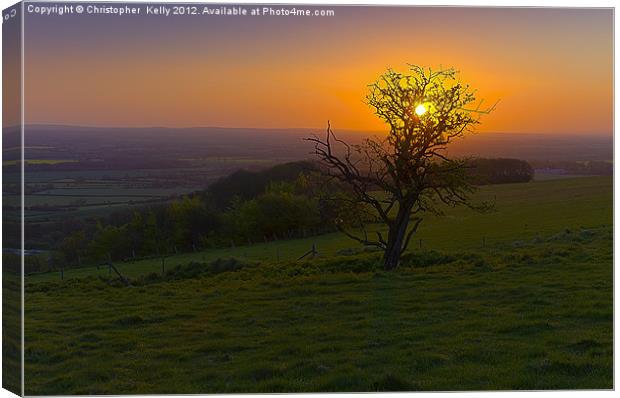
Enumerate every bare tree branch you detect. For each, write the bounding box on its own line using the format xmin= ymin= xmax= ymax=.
xmin=308 ymin=64 xmax=496 ymax=270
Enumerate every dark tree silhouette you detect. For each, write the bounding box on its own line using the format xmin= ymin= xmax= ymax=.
xmin=467 ymin=158 xmax=534 ymax=184
xmin=307 ymin=65 xmax=495 ymax=270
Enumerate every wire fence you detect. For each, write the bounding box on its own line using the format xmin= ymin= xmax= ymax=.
xmin=26 ymin=223 xmax=610 ymax=284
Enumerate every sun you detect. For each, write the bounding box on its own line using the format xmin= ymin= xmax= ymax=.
xmin=415 ymin=104 xmax=427 ymax=116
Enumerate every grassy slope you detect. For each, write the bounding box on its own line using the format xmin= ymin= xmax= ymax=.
xmin=22 ymin=177 xmax=613 ymax=393
xmin=2 ymin=271 xmax=21 ymax=394
xmin=24 ymin=226 xmax=612 ymax=393
xmin=28 ymin=176 xmax=612 ymax=283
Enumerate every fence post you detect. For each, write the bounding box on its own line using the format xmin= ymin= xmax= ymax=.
xmin=419 ymin=239 xmax=422 ymax=249
xmin=161 ymin=257 xmax=165 ymax=274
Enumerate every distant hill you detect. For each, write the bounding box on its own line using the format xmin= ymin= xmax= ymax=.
xmin=446 ymin=132 xmax=612 ymax=162
xmin=204 ymin=161 xmax=317 ymax=208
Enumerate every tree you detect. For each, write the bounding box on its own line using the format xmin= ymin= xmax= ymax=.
xmin=168 ymin=196 xmax=221 ymax=250
xmin=223 ymin=182 xmax=322 ymax=241
xmin=143 ymin=209 xmax=171 ymax=256
xmin=307 ymin=65 xmax=495 ymax=270
xmin=126 ymin=211 xmax=147 ymax=257
xmin=59 ymin=230 xmax=88 ymax=266
xmin=88 ymin=224 xmax=130 ymax=262
xmin=468 ymin=158 xmax=534 ymax=184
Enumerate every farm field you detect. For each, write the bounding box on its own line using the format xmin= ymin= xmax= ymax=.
xmin=3 ymin=159 xmax=79 ymax=166
xmin=24 ymin=226 xmax=612 ymax=393
xmin=12 ymin=159 xmax=286 ymax=223
xmin=26 ymin=176 xmax=612 ymax=284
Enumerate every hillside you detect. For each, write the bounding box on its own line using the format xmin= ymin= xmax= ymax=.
xmin=26 ymin=176 xmax=612 ymax=283
xmin=24 ymin=225 xmax=612 ymax=393
xmin=21 ymin=175 xmax=613 ymax=393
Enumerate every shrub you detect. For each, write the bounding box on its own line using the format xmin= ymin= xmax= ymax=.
xmin=400 ymin=251 xmax=456 ymax=268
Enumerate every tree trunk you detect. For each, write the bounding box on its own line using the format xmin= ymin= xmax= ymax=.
xmin=382 ymin=202 xmax=412 ymax=271
xmin=382 ymin=241 xmax=401 ymax=271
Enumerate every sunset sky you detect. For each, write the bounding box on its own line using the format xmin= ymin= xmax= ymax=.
xmin=23 ymin=6 xmax=613 ymax=135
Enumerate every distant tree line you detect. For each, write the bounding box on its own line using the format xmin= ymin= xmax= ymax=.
xmin=466 ymin=158 xmax=534 ymax=184
xmin=528 ymin=160 xmax=612 ymax=175
xmin=24 ymin=158 xmax=534 ymax=273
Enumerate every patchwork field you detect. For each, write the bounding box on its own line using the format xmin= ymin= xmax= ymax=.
xmin=15 ymin=160 xmax=277 ymax=222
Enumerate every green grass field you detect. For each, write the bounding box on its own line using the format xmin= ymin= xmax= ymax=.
xmin=3 ymin=159 xmax=78 ymax=166
xmin=23 ymin=176 xmax=613 ymax=393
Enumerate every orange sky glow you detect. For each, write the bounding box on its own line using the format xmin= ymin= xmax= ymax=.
xmin=23 ymin=7 xmax=613 ymax=135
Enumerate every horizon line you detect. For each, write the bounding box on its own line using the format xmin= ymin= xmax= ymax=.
xmin=2 ymin=123 xmax=613 ymax=137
